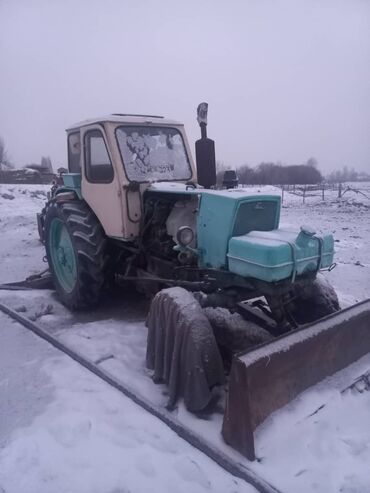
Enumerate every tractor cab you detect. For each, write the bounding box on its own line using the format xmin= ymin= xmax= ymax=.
xmin=64 ymin=114 xmax=197 ymax=239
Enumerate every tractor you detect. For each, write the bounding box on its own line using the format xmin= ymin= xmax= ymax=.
xmin=37 ymin=103 xmax=339 ymax=330
xmin=35 ymin=103 xmax=370 ymax=461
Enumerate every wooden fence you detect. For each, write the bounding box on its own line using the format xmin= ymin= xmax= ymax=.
xmin=280 ymin=183 xmax=369 ymax=204
xmin=240 ymin=183 xmax=370 ymax=204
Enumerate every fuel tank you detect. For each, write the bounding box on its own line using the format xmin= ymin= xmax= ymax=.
xmin=227 ymin=227 xmax=334 ymax=282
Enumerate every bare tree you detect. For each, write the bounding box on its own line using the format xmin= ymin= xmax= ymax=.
xmin=306 ymin=157 xmax=318 ymax=168
xmin=327 ymin=166 xmax=359 ymax=183
xmin=236 ymin=162 xmax=322 ymax=185
xmin=41 ymin=156 xmax=53 ymax=172
xmin=0 ymin=136 xmax=13 ymax=170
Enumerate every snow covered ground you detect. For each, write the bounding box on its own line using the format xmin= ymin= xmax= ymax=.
xmin=0 ymin=313 xmax=253 ymax=493
xmin=0 ymin=183 xmax=369 ymax=493
xmin=254 ymin=354 xmax=370 ymax=492
xmin=278 ymin=182 xmax=370 ymax=306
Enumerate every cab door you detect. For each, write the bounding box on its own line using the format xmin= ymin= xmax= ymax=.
xmin=81 ymin=124 xmax=124 ymax=237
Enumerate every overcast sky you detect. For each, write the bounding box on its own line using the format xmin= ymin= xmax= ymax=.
xmin=0 ymin=0 xmax=369 ymax=173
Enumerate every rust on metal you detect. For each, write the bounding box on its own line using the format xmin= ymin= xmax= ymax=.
xmin=222 ymin=298 xmax=370 ymax=460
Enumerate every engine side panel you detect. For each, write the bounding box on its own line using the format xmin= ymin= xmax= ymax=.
xmin=197 ymin=194 xmax=281 ymax=270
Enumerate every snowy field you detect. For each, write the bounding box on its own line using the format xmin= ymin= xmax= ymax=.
xmin=0 ymin=183 xmax=369 ymax=493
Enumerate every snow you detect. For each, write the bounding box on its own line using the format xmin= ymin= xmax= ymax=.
xmin=148 ymin=181 xmax=281 ymax=199
xmin=0 ymin=312 xmax=54 ymax=447
xmin=203 ymin=187 xmax=280 ymax=199
xmin=277 ymin=182 xmax=370 ymax=306
xmin=148 ymin=181 xmax=194 ymax=191
xmin=0 ymin=182 xmax=370 ymax=492
xmin=241 ymin=299 xmax=370 ymax=366
xmin=0 ymin=184 xmax=47 ymax=283
xmin=253 ymin=353 xmax=370 ymax=493
xmin=0 ymin=315 xmax=252 ymax=493
xmin=116 ymin=128 xmax=192 ymax=182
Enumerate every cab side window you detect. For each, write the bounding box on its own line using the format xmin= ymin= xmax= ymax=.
xmin=84 ymin=129 xmax=114 ymax=183
xmin=68 ymin=132 xmax=81 ymax=173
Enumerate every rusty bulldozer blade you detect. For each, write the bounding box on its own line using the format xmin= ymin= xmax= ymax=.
xmin=222 ymin=298 xmax=370 ymax=461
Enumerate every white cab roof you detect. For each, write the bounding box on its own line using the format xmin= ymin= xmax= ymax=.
xmin=66 ymin=114 xmax=183 ymax=131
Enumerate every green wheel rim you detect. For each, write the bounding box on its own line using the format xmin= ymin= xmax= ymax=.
xmin=49 ymin=218 xmax=77 ymax=293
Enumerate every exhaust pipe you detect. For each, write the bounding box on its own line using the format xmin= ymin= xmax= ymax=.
xmin=195 ymin=102 xmax=216 ymax=188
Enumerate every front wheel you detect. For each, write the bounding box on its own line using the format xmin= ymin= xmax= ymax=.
xmin=289 ymin=273 xmax=340 ymax=324
xmin=44 ymin=200 xmax=107 ymax=310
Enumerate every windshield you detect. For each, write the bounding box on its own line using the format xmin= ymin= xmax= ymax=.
xmin=116 ymin=126 xmax=192 ymax=182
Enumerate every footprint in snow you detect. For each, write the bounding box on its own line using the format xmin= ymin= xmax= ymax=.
xmin=48 ymin=418 xmax=92 ymax=447
xmin=135 ymin=453 xmax=156 ymax=478
xmin=173 ymin=457 xmax=211 ymax=490
xmin=341 ymin=437 xmax=368 ymax=456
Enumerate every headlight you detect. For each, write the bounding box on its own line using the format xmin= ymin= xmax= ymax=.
xmin=176 ymin=226 xmax=194 ymax=247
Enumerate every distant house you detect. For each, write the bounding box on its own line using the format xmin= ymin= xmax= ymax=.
xmin=0 ymin=157 xmax=55 ymax=184
xmin=25 ymin=156 xmax=53 ymax=174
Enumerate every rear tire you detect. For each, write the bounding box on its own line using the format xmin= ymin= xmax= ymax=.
xmin=44 ymin=200 xmax=107 ymax=310
xmin=290 ymin=273 xmax=340 ymax=324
